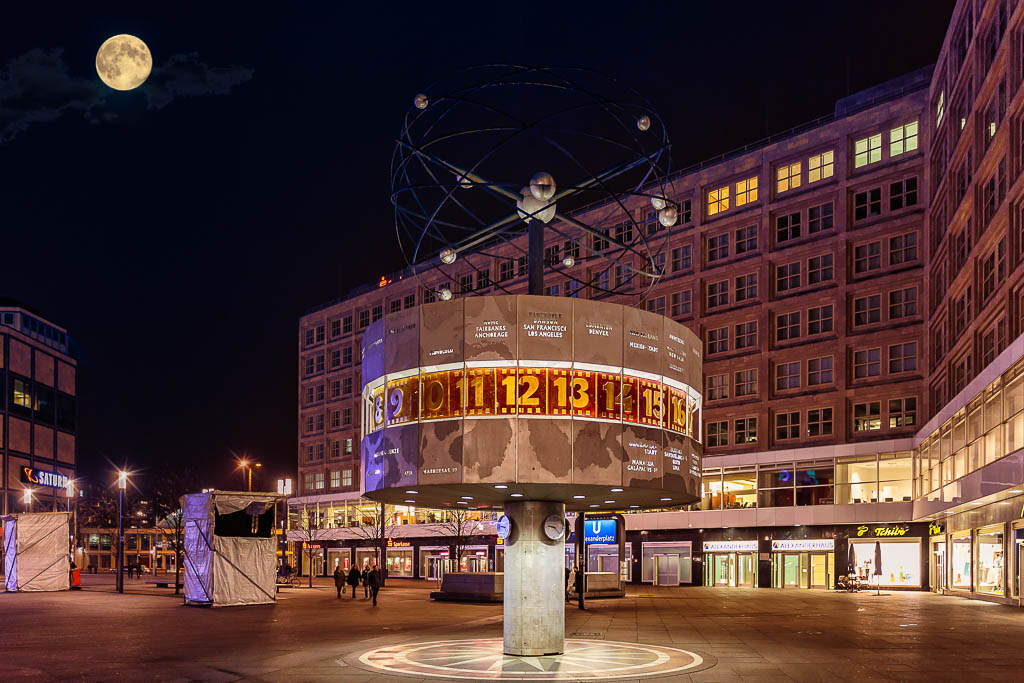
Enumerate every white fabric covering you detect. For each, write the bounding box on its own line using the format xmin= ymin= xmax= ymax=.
xmin=181 ymin=491 xmax=277 ymax=607
xmin=1 ymin=513 xmax=70 ymax=592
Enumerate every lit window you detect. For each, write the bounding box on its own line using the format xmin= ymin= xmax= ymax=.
xmin=854 ymin=134 xmax=882 ymax=168
xmin=342 ymin=469 xmax=353 ymax=486
xmin=776 ymin=162 xmax=801 ymax=193
xmin=315 ymin=472 xmax=325 ymax=490
xmin=808 ymin=151 xmax=834 ymax=183
xmin=854 ymin=402 xmax=881 ymax=431
xmin=707 ymin=185 xmax=730 ymax=216
xmin=735 ymin=417 xmax=757 ymax=443
xmin=890 ymin=121 xmax=919 ymax=156
xmin=936 ymin=90 xmax=945 ymax=125
xmin=13 ymin=379 xmax=32 ymax=408
xmin=330 ymin=470 xmax=341 ymax=488
xmin=735 ymin=176 xmax=758 ymax=206
xmin=888 ymin=397 xmax=917 ymax=428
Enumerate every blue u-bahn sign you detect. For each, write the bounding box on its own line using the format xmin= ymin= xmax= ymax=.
xmin=583 ymin=518 xmax=617 ymax=544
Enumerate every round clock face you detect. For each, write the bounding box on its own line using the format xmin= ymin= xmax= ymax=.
xmin=542 ymin=514 xmax=565 ymax=541
xmin=497 ymin=515 xmax=512 ymax=540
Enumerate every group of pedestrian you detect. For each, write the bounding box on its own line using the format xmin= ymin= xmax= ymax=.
xmin=334 ymin=563 xmax=381 ymax=606
xmin=125 ymin=563 xmax=144 ymax=579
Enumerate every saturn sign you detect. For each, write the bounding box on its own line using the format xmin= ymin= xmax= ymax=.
xmin=20 ymin=466 xmax=69 ymax=490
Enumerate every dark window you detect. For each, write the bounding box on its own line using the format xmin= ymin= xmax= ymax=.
xmin=776 ymin=262 xmax=800 ymax=292
xmin=853 ymin=348 xmax=881 ymax=378
xmin=776 ymin=312 xmax=800 ymax=341
xmin=707 ymin=421 xmax=728 ymax=447
xmin=889 ymin=398 xmax=917 ymax=428
xmin=735 ymin=321 xmax=757 ymax=349
xmin=776 ymin=362 xmax=801 ymax=391
xmin=853 ymin=295 xmax=881 ymax=326
xmin=735 ymin=369 xmax=757 ymax=396
xmin=889 ymin=342 xmax=918 ymax=373
xmin=708 ymin=327 xmax=729 ymax=354
xmin=671 ymin=291 xmax=692 ymax=318
xmin=708 ymin=233 xmax=729 ymax=262
xmin=853 ymin=242 xmax=881 ymax=273
xmin=776 ymin=212 xmax=801 ymax=242
xmin=808 ymin=254 xmax=834 ymax=284
xmin=889 ymin=288 xmax=918 ymax=319
xmin=57 ymin=393 xmax=76 ymax=431
xmin=889 ymin=177 xmax=918 ymax=210
xmin=34 ymin=385 xmax=54 ymax=424
xmin=807 ymin=305 xmax=833 ymax=334
xmin=735 ymin=274 xmax=757 ymax=302
xmin=808 ymin=202 xmax=834 ymax=233
xmin=775 ymin=412 xmax=800 ymax=440
xmin=808 ymin=357 xmax=833 ymax=385
xmin=735 ymin=225 xmax=757 ymax=253
xmin=707 ymin=280 xmax=729 ymax=308
xmin=807 ymin=408 xmax=833 ymax=436
xmin=671 ymin=245 xmax=692 ymax=272
xmin=853 ymin=188 xmax=882 ymax=221
xmin=889 ymin=233 xmax=918 ymax=265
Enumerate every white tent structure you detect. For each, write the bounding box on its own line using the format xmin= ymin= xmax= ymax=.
xmin=2 ymin=512 xmax=70 ymax=592
xmin=181 ymin=490 xmax=278 ymax=607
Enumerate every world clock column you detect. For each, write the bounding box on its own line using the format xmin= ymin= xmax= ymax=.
xmin=502 ymin=500 xmax=566 ymax=655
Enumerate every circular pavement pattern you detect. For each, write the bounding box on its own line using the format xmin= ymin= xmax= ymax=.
xmin=354 ymin=638 xmax=713 ymax=680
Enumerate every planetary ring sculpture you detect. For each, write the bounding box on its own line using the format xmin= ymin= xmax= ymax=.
xmin=390 ymin=65 xmax=680 ymax=299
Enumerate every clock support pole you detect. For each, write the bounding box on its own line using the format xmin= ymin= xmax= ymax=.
xmin=502 ymin=500 xmax=566 ymax=655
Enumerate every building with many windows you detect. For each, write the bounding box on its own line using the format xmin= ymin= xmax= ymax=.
xmin=293 ymin=0 xmax=1024 ymax=605
xmin=0 ymin=299 xmax=77 ymax=516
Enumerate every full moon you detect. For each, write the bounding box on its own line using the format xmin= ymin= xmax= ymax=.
xmin=95 ymin=34 xmax=152 ymax=91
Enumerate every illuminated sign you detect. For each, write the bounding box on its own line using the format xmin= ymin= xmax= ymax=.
xmin=20 ymin=467 xmax=69 ymax=490
xmin=365 ymin=364 xmax=700 ymax=438
xmin=386 ymin=539 xmax=411 ymax=547
xmin=584 ymin=518 xmax=617 ymax=544
xmin=770 ymin=539 xmax=834 ymax=551
xmin=929 ymin=523 xmax=944 ymax=536
xmin=856 ymin=525 xmax=910 ymax=538
xmin=702 ymin=541 xmax=758 ymax=552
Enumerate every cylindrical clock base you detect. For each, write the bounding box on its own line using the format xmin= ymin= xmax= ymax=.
xmin=503 ymin=500 xmax=566 ymax=656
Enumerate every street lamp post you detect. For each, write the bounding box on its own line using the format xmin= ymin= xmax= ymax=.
xmin=239 ymin=459 xmax=262 ymax=492
xmin=117 ymin=471 xmax=127 ymax=594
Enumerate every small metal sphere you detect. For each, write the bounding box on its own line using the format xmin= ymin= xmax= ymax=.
xmin=455 ymin=173 xmax=473 ymax=189
xmin=440 ymin=247 xmax=457 ymax=264
xmin=516 ymin=187 xmax=556 ymax=224
xmin=637 ymin=114 xmax=651 ymax=131
xmin=414 ymin=93 xmax=429 ymax=110
xmin=529 ymin=171 xmax=556 ymax=202
xmin=658 ymin=206 xmax=678 ymax=227
xmin=651 ymin=192 xmax=666 ymax=211
xmin=438 ymin=286 xmax=453 ymax=301
xmin=562 ymin=254 xmax=575 ymax=268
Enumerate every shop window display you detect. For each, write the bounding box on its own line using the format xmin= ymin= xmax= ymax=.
xmin=849 ymin=540 xmax=920 ymax=587
xmin=951 ymin=534 xmax=972 ymax=589
xmin=976 ymin=527 xmax=1004 ymax=595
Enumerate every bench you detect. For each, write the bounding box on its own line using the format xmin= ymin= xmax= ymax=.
xmin=146 ymin=580 xmax=184 ymax=589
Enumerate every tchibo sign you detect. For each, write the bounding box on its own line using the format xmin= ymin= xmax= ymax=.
xmin=20 ymin=466 xmax=69 ymax=490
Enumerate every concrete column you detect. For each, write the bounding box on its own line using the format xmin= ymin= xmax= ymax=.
xmin=503 ymin=500 xmax=565 ymax=656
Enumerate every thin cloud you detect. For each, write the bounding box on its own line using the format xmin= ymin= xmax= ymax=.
xmin=0 ymin=47 xmax=253 ymax=143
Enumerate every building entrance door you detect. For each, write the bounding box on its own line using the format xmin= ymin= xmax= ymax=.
xmin=810 ymin=553 xmax=830 ymax=589
xmin=737 ymin=553 xmax=755 ymax=587
xmin=426 ymin=555 xmax=445 ymax=580
xmin=783 ymin=554 xmax=800 ymax=587
xmin=466 ymin=555 xmax=486 ymax=572
xmin=931 ymin=542 xmax=946 ymax=593
xmin=653 ymin=554 xmax=679 ymax=585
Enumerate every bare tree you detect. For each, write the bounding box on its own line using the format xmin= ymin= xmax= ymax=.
xmin=438 ymin=509 xmax=485 ymax=573
xmin=350 ymin=502 xmax=398 ymax=582
xmin=146 ymin=464 xmax=202 ymax=595
xmin=292 ymin=507 xmax=327 ymax=588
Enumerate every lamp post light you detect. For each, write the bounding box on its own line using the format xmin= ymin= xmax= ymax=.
xmin=117 ymin=470 xmax=127 ymax=594
xmin=239 ymin=459 xmax=261 ymax=492
xmin=22 ymin=488 xmax=32 ymax=509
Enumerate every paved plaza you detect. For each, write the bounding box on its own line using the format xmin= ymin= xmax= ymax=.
xmin=2 ymin=576 xmax=1023 ymax=681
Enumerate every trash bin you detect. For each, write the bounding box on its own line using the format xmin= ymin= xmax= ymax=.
xmin=70 ymin=568 xmax=82 ymax=590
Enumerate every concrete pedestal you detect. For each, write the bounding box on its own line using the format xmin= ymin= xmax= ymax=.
xmin=503 ymin=500 xmax=565 ymax=656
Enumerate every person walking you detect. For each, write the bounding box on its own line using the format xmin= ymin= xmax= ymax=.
xmin=566 ymin=564 xmax=576 ymax=603
xmin=367 ymin=563 xmax=381 ymax=606
xmin=347 ymin=565 xmax=360 ymax=598
xmin=333 ymin=564 xmax=345 ymax=598
xmin=361 ymin=565 xmax=370 ymax=599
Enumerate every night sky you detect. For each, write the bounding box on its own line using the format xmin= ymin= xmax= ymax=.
xmin=1 ymin=2 xmax=954 ymax=491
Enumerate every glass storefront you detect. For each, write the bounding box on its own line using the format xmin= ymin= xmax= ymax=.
xmin=976 ymin=525 xmax=1004 ymax=595
xmin=355 ymin=548 xmax=378 ymax=570
xmin=461 ymin=546 xmax=489 ymax=572
xmin=703 ymin=541 xmax=757 ymax=587
xmin=951 ymin=533 xmax=972 ymax=590
xmin=327 ymin=548 xmax=351 ymax=573
xmin=642 ymin=542 xmax=692 ymax=584
xmin=849 ymin=539 xmax=921 ymax=587
xmin=386 ymin=547 xmax=413 ymax=577
xmin=770 ymin=540 xmax=834 ymax=589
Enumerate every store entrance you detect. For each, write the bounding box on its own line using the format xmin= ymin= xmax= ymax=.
xmin=704 ymin=552 xmax=757 ymax=587
xmin=653 ymin=554 xmax=679 ymax=585
xmin=931 ymin=541 xmax=946 ymax=593
xmin=426 ymin=555 xmax=446 ymax=580
xmin=772 ymin=552 xmax=833 ymax=589
xmin=465 ymin=555 xmax=486 ymax=572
